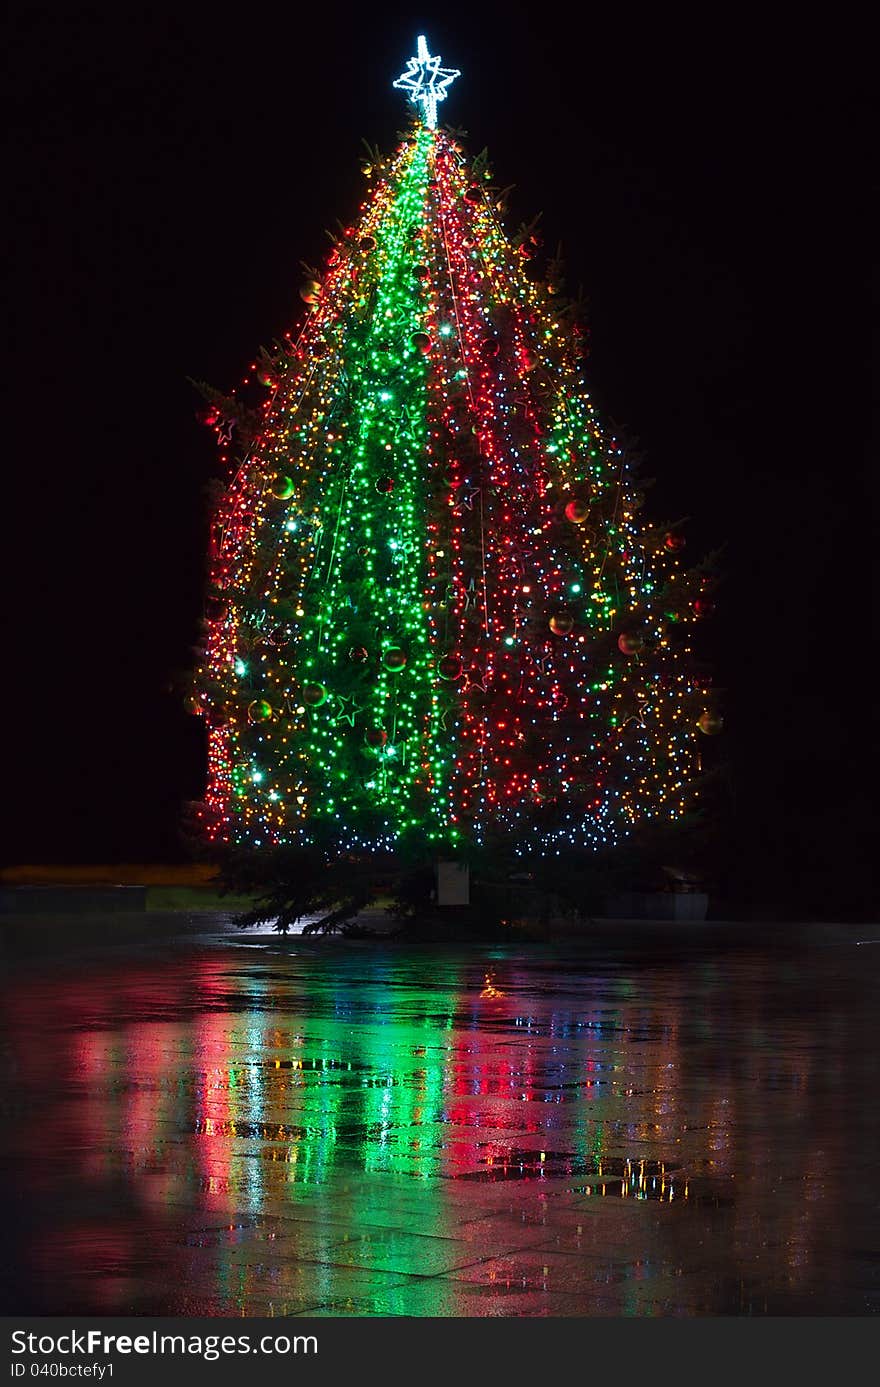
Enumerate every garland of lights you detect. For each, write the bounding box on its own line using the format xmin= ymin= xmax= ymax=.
xmin=191 ymin=37 xmax=720 ymax=853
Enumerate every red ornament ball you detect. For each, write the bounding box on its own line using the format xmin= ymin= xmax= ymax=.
xmin=697 ymin=710 xmax=724 ymax=736
xmin=375 ymin=475 xmax=395 ymax=494
xmin=664 ymin=532 xmax=686 ymax=552
xmin=205 ymin=597 xmax=229 ymax=622
xmin=359 ymin=235 xmax=376 ymax=252
xmin=411 ymin=331 xmax=432 ymax=354
xmin=464 ymin=184 xmax=481 ymax=203
xmin=348 ymin=645 xmax=368 ymax=664
xmin=364 ymin=727 xmax=388 ymax=748
xmin=549 ymin=612 xmax=574 ymax=636
xmin=383 ymin=647 xmax=407 ymax=672
xmin=247 ymin=699 xmax=272 ymax=723
xmin=564 ymin=499 xmax=590 ymax=524
xmin=438 ymin=655 xmax=463 ymax=681
xmin=618 ymin=633 xmax=644 ymax=655
xmin=694 ymin=597 xmax=716 ymax=617
xmin=302 ymin=683 xmax=328 ymax=707
xmin=270 ymin=474 xmax=295 ymax=500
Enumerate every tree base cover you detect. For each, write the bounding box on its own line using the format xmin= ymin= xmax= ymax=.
xmin=210 ymin=791 xmax=724 ymax=937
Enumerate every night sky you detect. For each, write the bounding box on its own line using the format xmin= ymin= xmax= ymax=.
xmin=5 ymin=4 xmax=871 ymax=912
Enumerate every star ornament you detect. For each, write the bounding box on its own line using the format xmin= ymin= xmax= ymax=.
xmin=452 ymin=487 xmax=481 ymax=514
xmin=333 ymin=694 xmax=362 ymax=727
xmin=393 ymin=35 xmax=460 ymax=130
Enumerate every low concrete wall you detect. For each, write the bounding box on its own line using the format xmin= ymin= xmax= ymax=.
xmin=602 ymin=891 xmax=709 ymax=921
xmin=0 ymin=886 xmax=148 ymax=914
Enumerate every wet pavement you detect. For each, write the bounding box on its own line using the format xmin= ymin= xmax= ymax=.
xmin=2 ymin=920 xmax=879 ymax=1316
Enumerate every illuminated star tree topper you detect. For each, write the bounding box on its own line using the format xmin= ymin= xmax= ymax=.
xmin=393 ymin=34 xmax=460 ymax=130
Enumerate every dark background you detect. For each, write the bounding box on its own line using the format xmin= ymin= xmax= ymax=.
xmin=4 ymin=3 xmax=872 ymax=913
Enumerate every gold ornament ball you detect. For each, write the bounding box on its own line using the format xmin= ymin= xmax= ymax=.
xmin=549 ymin=612 xmax=574 ymax=635
xmin=302 ymin=683 xmax=328 ymax=707
xmin=299 ymin=279 xmax=321 ymax=305
xmin=248 ymin=699 xmax=273 ymax=723
xmin=697 ymin=711 xmax=724 ymax=735
xmin=618 ymin=633 xmax=644 ymax=655
xmin=565 ymin=499 xmax=590 ymax=524
xmin=271 ymin=474 xmax=295 ymax=500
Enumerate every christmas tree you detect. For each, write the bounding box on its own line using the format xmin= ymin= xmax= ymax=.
xmin=191 ymin=37 xmax=719 ymax=861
